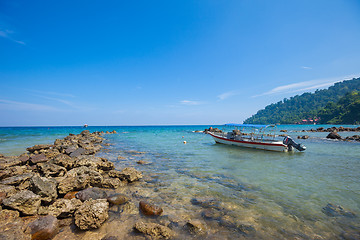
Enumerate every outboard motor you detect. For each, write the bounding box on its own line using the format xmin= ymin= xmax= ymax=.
xmin=283 ymin=136 xmax=306 ymax=151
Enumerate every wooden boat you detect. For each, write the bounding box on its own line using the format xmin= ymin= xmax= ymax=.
xmin=208 ymin=124 xmax=306 ymax=152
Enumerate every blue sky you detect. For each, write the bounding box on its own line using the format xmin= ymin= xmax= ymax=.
xmin=1 ymin=0 xmax=360 ymax=126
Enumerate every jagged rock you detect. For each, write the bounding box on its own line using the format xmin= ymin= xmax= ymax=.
xmin=297 ymin=135 xmax=309 ymax=139
xmin=37 ymin=162 xmax=67 ymax=177
xmin=75 ymin=187 xmax=107 ymax=201
xmin=3 ymin=190 xmax=41 ymax=215
xmin=26 ymin=144 xmax=53 ymax=153
xmin=1 ymin=172 xmax=34 ymax=186
xmin=74 ymin=199 xmax=109 ymax=230
xmin=134 ymin=221 xmax=174 ymax=239
xmin=73 ymin=156 xmax=114 ymax=171
xmin=0 ymin=165 xmax=28 ymax=180
xmin=0 ymin=184 xmax=17 ymax=197
xmin=29 ymin=175 xmax=58 ymax=204
xmin=100 ymin=177 xmax=124 ymax=189
xmin=0 ymin=191 xmax=6 ymax=204
xmin=52 ymin=154 xmax=75 ymax=170
xmin=26 ymin=215 xmax=59 ymax=240
xmin=41 ymin=149 xmax=60 ymax=160
xmin=69 ymin=148 xmax=85 ymax=158
xmin=109 ymin=167 xmax=142 ymax=183
xmin=64 ymin=145 xmax=78 ymax=155
xmin=0 ymin=156 xmax=24 ymax=170
xmin=322 ymin=203 xmax=357 ymax=218
xmin=29 ymin=154 xmax=48 ymax=165
xmin=326 ymin=132 xmax=342 ymax=140
xmin=57 ymin=166 xmax=103 ymax=194
xmin=0 ymin=209 xmax=30 ymax=240
xmin=139 ymin=201 xmax=163 ymax=216
xmin=107 ymin=193 xmax=129 ymax=205
xmin=184 ymin=220 xmax=207 ymax=235
xmin=48 ymin=198 xmax=82 ymax=218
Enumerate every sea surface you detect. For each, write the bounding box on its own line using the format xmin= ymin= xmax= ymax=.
xmin=1 ymin=125 xmax=360 ymax=239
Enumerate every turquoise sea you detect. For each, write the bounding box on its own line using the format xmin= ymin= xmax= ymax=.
xmin=1 ymin=125 xmax=360 ymax=239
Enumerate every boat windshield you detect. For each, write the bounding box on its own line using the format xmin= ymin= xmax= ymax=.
xmin=223 ymin=123 xmax=278 ymax=140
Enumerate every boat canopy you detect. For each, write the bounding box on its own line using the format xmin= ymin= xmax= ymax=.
xmin=225 ymin=123 xmax=269 ymax=128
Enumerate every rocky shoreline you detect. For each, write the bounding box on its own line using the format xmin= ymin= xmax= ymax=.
xmin=0 ymin=130 xmax=174 ymax=240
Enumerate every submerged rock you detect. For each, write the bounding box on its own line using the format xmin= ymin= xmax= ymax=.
xmin=107 ymin=193 xmax=129 ymax=205
xmin=26 ymin=215 xmax=59 ymax=240
xmin=184 ymin=220 xmax=207 ymax=235
xmin=322 ymin=203 xmax=357 ymax=218
xmin=134 ymin=221 xmax=174 ymax=239
xmin=326 ymin=132 xmax=342 ymax=140
xmin=3 ymin=190 xmax=41 ymax=215
xmin=139 ymin=201 xmax=163 ymax=216
xmin=74 ymin=199 xmax=109 ymax=230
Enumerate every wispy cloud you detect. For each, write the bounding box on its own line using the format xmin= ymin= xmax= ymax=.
xmin=26 ymin=89 xmax=75 ymax=98
xmin=217 ymin=90 xmax=239 ymax=100
xmin=180 ymin=100 xmax=204 ymax=105
xmin=0 ymin=29 xmax=25 ymax=45
xmin=0 ymin=99 xmax=58 ymax=111
xmin=253 ymin=74 xmax=360 ymax=98
xmin=32 ymin=95 xmax=74 ymax=107
xmin=301 ymin=66 xmax=312 ymax=70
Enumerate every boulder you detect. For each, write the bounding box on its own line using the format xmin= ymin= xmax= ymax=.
xmin=107 ymin=193 xmax=129 ymax=205
xmin=139 ymin=201 xmax=163 ymax=216
xmin=0 ymin=156 xmax=24 ymax=170
xmin=75 ymin=187 xmax=108 ymax=201
xmin=57 ymin=166 xmax=103 ymax=194
xmin=74 ymin=199 xmax=109 ymax=230
xmin=29 ymin=153 xmax=48 ymax=165
xmin=73 ymin=156 xmax=114 ymax=171
xmin=69 ymin=148 xmax=86 ymax=158
xmin=37 ymin=162 xmax=66 ymax=177
xmin=26 ymin=215 xmax=59 ymax=240
xmin=48 ymin=198 xmax=82 ymax=218
xmin=100 ymin=177 xmax=124 ymax=189
xmin=109 ymin=167 xmax=142 ymax=183
xmin=1 ymin=172 xmax=34 ymax=186
xmin=326 ymin=132 xmax=342 ymax=140
xmin=133 ymin=221 xmax=174 ymax=239
xmin=52 ymin=154 xmax=75 ymax=170
xmin=3 ymin=190 xmax=41 ymax=215
xmin=0 ymin=184 xmax=17 ymax=197
xmin=29 ymin=175 xmax=58 ymax=204
xmin=26 ymin=144 xmax=53 ymax=153
xmin=0 ymin=165 xmax=28 ymax=180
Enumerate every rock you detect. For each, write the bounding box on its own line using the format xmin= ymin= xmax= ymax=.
xmin=184 ymin=220 xmax=206 ymax=235
xmin=0 ymin=184 xmax=17 ymax=196
xmin=0 ymin=191 xmax=6 ymax=204
xmin=29 ymin=153 xmax=48 ymax=165
xmin=136 ymin=160 xmax=149 ymax=165
xmin=37 ymin=162 xmax=67 ymax=177
xmin=107 ymin=194 xmax=129 ymax=205
xmin=69 ymin=148 xmax=86 ymax=158
xmin=345 ymin=135 xmax=360 ymax=141
xmin=191 ymin=197 xmax=219 ymax=208
xmin=322 ymin=203 xmax=357 ymax=218
xmin=1 ymin=172 xmax=34 ymax=186
xmin=0 ymin=210 xmax=29 ymax=240
xmin=64 ymin=145 xmax=78 ymax=155
xmin=101 ymin=236 xmax=119 ymax=240
xmin=48 ymin=198 xmax=82 ymax=218
xmin=139 ymin=201 xmax=163 ymax=216
xmin=297 ymin=135 xmax=309 ymax=139
xmin=73 ymin=155 xmax=114 ymax=171
xmin=75 ymin=187 xmax=108 ymax=201
xmin=280 ymin=130 xmax=287 ymax=132
xmin=74 ymin=199 xmax=109 ymax=230
xmin=52 ymin=154 xmax=75 ymax=170
xmin=326 ymin=132 xmax=342 ymax=140
xmin=0 ymin=156 xmax=24 ymax=170
xmin=3 ymin=190 xmax=41 ymax=215
xmin=26 ymin=215 xmax=59 ymax=240
xmin=29 ymin=175 xmax=58 ymax=204
xmin=57 ymin=166 xmax=103 ymax=194
xmin=0 ymin=165 xmax=28 ymax=180
xmin=201 ymin=209 xmax=224 ymax=220
xmin=109 ymin=167 xmax=142 ymax=183
xmin=134 ymin=221 xmax=174 ymax=239
xmin=100 ymin=177 xmax=124 ymax=188
xmin=63 ymin=191 xmax=78 ymax=199
xmin=26 ymin=144 xmax=53 ymax=153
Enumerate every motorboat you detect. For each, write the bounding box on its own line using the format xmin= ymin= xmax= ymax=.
xmin=207 ymin=124 xmax=306 ymax=152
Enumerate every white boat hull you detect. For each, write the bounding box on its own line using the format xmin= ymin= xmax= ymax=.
xmin=209 ymin=132 xmax=289 ymax=152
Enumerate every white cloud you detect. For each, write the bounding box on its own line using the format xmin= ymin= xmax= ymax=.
xmin=0 ymin=99 xmax=58 ymax=111
xmin=0 ymin=30 xmax=25 ymax=45
xmin=217 ymin=91 xmax=238 ymax=100
xmin=301 ymin=66 xmax=312 ymax=70
xmin=180 ymin=100 xmax=204 ymax=105
xmin=253 ymin=74 xmax=360 ymax=97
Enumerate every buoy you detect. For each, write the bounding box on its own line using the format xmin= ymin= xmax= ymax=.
xmin=183 ymin=141 xmax=187 ymax=144
xmin=182 ymin=136 xmax=184 ymax=138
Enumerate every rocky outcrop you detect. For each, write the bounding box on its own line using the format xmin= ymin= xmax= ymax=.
xmin=3 ymin=190 xmax=41 ymax=215
xmin=74 ymin=199 xmax=109 ymax=230
xmin=203 ymin=127 xmax=222 ymax=134
xmin=326 ymin=132 xmax=342 ymax=140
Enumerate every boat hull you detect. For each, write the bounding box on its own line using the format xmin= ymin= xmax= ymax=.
xmin=209 ymin=132 xmax=289 ymax=152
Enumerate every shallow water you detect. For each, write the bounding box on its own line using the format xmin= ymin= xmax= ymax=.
xmin=1 ymin=125 xmax=360 ymax=239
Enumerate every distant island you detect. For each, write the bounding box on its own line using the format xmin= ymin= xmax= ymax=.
xmin=244 ymin=77 xmax=360 ymax=125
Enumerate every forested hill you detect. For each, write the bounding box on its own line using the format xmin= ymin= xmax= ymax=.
xmin=243 ymin=77 xmax=360 ymax=124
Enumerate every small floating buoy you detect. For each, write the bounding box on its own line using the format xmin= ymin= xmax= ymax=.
xmin=182 ymin=136 xmax=184 ymax=138
xmin=183 ymin=141 xmax=187 ymax=144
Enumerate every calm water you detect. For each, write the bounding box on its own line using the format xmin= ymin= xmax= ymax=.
xmin=1 ymin=125 xmax=359 ymax=239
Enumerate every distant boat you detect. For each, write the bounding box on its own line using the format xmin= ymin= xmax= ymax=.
xmin=83 ymin=124 xmax=88 ymax=128
xmin=207 ymin=124 xmax=306 ymax=152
